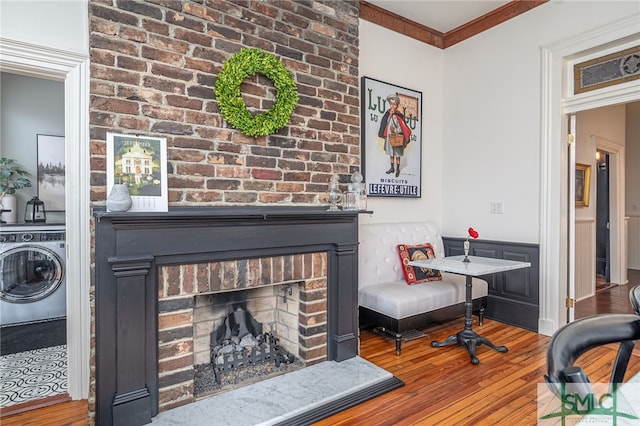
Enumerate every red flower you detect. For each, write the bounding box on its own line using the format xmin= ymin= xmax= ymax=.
xmin=468 ymin=227 xmax=479 ymax=239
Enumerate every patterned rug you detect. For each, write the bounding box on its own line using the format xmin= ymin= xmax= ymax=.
xmin=0 ymin=345 xmax=67 ymax=408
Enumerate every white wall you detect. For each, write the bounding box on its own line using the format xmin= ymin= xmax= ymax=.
xmin=627 ymin=101 xmax=640 ymax=269
xmin=0 ymin=0 xmax=88 ymax=223
xmin=627 ymin=102 xmax=640 ymax=215
xmin=441 ymin=1 xmax=639 ymax=242
xmin=0 ymin=0 xmax=90 ymax=400
xmin=359 ymin=2 xmax=639 ymax=241
xmin=359 ymin=21 xmax=445 ymax=226
xmin=1 ymin=73 xmax=65 ymax=222
xmin=0 ymin=0 xmax=88 ymax=54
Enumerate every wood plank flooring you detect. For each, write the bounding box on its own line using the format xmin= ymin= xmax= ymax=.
xmin=2 ymin=277 xmax=638 ymax=426
xmin=318 ymin=317 xmax=640 ymax=425
xmin=575 ymin=269 xmax=640 ymax=318
xmin=576 ymin=283 xmax=636 ymax=317
xmin=0 ymin=396 xmax=87 ymax=426
xmin=317 ymin=278 xmax=640 ymax=426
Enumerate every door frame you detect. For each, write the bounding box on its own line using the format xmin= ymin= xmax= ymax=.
xmin=539 ymin=14 xmax=640 ymax=336
xmin=568 ymin=114 xmax=576 ymax=323
xmin=0 ymin=38 xmax=91 ymax=399
xmin=593 ymin=135 xmax=626 ymax=285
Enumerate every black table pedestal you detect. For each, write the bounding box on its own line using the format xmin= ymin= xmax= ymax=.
xmin=431 ymin=274 xmax=507 ymax=364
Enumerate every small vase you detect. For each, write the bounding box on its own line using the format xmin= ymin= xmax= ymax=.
xmin=0 ymin=193 xmax=18 ymax=224
xmin=463 ymin=239 xmax=470 ymax=263
xmin=107 ymin=184 xmax=132 ymax=212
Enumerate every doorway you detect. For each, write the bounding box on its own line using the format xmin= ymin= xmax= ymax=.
xmin=595 ymin=150 xmax=610 ymax=283
xmin=593 ymin=134 xmax=627 ymax=288
xmin=573 ymin=114 xmax=639 ymax=320
xmin=539 ymin=17 xmax=640 ymax=336
xmin=571 ymin=108 xmax=628 ymax=315
xmin=0 ymin=73 xmax=69 ymax=409
xmin=0 ymin=39 xmax=91 ymax=401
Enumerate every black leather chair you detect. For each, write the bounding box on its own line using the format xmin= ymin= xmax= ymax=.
xmin=630 ymin=284 xmax=640 ymax=315
xmin=545 ymin=313 xmax=640 ymax=397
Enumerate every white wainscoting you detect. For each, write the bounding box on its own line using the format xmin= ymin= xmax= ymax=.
xmin=575 ymin=219 xmax=595 ymax=301
xmin=629 ymin=215 xmax=640 ymax=270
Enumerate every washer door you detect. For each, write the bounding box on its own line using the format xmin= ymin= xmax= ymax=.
xmin=0 ymin=245 xmax=64 ymax=303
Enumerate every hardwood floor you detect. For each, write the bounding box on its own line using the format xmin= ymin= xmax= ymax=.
xmin=318 ymin=317 xmax=640 ymax=425
xmin=0 ymin=396 xmax=87 ymax=426
xmin=3 ymin=276 xmax=638 ymax=426
xmin=576 ymin=269 xmax=640 ymax=318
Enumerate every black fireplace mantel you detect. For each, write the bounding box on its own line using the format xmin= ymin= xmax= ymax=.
xmin=94 ymin=206 xmax=362 ymax=426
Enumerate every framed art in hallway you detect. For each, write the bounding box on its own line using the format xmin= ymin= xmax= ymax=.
xmin=37 ymin=134 xmax=65 ymax=212
xmin=360 ymin=77 xmax=422 ymax=198
xmin=575 ymin=163 xmax=591 ymax=207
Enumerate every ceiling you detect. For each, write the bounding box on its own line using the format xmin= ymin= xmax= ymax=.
xmin=367 ymin=0 xmax=511 ymax=33
xmin=360 ymin=0 xmax=547 ymax=48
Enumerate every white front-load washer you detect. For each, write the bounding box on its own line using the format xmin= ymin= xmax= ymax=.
xmin=0 ymin=224 xmax=66 ymax=326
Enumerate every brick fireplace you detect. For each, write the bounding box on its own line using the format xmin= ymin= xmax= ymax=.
xmin=156 ymin=252 xmax=328 ymax=411
xmin=94 ymin=206 xmax=361 ymax=425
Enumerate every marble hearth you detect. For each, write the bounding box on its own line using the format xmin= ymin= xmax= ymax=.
xmin=157 ymin=252 xmax=328 ymax=410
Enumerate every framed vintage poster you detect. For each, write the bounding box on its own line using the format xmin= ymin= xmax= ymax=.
xmin=575 ymin=163 xmax=591 ymax=207
xmin=37 ymin=134 xmax=66 ymax=212
xmin=106 ymin=132 xmax=168 ymax=212
xmin=361 ymin=77 xmax=422 ymax=198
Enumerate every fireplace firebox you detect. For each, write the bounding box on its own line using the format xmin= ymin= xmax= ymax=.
xmin=209 ymin=306 xmax=297 ymax=385
xmin=94 ymin=207 xmax=361 ymax=426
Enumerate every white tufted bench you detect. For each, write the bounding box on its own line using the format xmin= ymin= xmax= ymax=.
xmin=358 ymin=222 xmax=488 ymax=355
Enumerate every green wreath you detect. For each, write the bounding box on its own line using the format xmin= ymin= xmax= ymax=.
xmin=214 ymin=48 xmax=299 ymax=137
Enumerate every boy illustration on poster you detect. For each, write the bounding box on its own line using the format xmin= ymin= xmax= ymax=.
xmin=378 ymin=94 xmax=412 ymax=177
xmin=361 ymin=77 xmax=422 ymax=198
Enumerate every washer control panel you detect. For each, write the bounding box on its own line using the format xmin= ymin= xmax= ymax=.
xmin=0 ymin=231 xmax=65 ymax=243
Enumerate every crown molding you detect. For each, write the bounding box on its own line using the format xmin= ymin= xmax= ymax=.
xmin=358 ymin=0 xmax=444 ymax=48
xmin=359 ymin=0 xmax=549 ymax=49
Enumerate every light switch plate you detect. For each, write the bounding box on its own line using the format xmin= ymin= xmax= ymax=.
xmin=490 ymin=201 xmax=504 ymax=214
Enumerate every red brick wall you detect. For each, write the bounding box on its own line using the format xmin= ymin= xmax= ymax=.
xmin=89 ymin=0 xmax=361 ymax=205
xmin=88 ymin=2 xmax=359 ymax=422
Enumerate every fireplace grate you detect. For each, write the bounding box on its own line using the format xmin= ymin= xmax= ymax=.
xmin=211 ymin=332 xmax=296 ymax=384
xmin=209 ymin=307 xmax=297 ymax=385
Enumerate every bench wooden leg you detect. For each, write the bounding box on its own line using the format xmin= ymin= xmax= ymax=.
xmin=395 ymin=333 xmax=402 ymax=355
xmin=478 ymin=306 xmax=485 ymax=326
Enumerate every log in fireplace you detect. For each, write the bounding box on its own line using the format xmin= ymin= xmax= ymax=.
xmin=208 ymin=306 xmax=297 ymax=386
xmin=94 ymin=207 xmax=361 ymax=426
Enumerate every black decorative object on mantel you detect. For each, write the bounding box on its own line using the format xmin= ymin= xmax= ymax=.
xmin=93 ymin=206 xmax=365 ymax=426
xmin=24 ymin=196 xmax=46 ymax=223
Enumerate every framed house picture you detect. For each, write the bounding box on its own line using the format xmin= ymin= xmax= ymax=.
xmin=37 ymin=134 xmax=66 ymax=212
xmin=360 ymin=76 xmax=422 ymax=198
xmin=575 ymin=163 xmax=591 ymax=207
xmin=106 ymin=132 xmax=168 ymax=212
